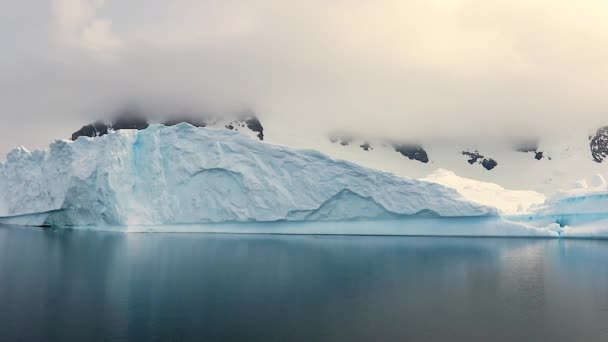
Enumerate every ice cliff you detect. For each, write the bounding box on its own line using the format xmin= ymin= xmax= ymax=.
xmin=0 ymin=124 xmax=496 ymax=227
xmin=528 ymin=174 xmax=608 ymax=231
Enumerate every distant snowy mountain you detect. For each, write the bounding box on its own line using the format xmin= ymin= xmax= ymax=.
xmin=320 ymin=127 xmax=608 ymax=195
xmin=66 ymin=112 xmax=608 ymax=197
xmin=0 ymin=124 xmax=495 ymax=227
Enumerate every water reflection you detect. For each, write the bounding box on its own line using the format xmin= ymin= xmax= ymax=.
xmin=0 ymin=226 xmax=607 ymax=341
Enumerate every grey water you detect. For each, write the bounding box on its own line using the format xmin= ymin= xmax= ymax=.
xmin=1 ymin=226 xmax=608 ymax=341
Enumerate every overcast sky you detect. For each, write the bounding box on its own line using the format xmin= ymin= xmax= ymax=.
xmin=1 ymin=0 xmax=608 ymax=156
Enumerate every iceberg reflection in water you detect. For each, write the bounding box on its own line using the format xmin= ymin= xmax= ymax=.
xmin=1 ymin=224 xmax=608 ymax=341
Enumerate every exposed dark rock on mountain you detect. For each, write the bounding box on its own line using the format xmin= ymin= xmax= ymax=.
xmin=329 ymin=135 xmax=352 ymax=146
xmin=71 ymin=112 xmax=149 ymax=141
xmin=71 ymin=112 xmax=265 ymax=141
xmin=514 ymin=141 xmax=546 ymax=160
xmin=462 ymin=151 xmax=498 ymax=170
xmin=360 ymin=142 xmax=372 ymax=151
xmin=590 ymin=126 xmax=608 ymax=163
xmin=462 ymin=151 xmax=483 ymax=165
xmin=394 ymin=144 xmax=429 ymax=163
xmin=481 ymin=159 xmax=498 ymax=170
xmin=245 ymin=117 xmax=264 ymax=141
xmin=519 ymin=148 xmax=545 ymax=160
xmin=329 ymin=135 xmax=374 ymax=149
xmin=329 ymin=136 xmax=427 ymax=161
xmin=112 ymin=114 xmax=149 ymax=131
xmin=70 ymin=121 xmax=109 ymax=140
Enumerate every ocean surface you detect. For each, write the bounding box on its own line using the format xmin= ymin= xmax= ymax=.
xmin=1 ymin=225 xmax=608 ymax=341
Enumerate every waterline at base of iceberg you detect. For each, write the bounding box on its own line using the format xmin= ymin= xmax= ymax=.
xmin=42 ymin=217 xmax=558 ymax=238
xmin=5 ymin=211 xmax=608 ymax=239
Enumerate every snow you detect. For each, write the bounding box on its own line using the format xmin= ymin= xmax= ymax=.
xmin=413 ymin=169 xmax=608 ymax=238
xmin=283 ymin=125 xmax=605 ymax=197
xmin=422 ymin=169 xmax=545 ymax=215
xmin=590 ymin=174 xmax=607 ymax=187
xmin=0 ymin=124 xmax=496 ymax=227
xmin=1 ymin=123 xmax=605 ymax=238
xmin=561 ymin=219 xmax=608 ymax=238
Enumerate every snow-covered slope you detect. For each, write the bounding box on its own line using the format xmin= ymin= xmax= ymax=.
xmin=0 ymin=124 xmax=495 ymax=227
xmin=422 ymin=169 xmax=546 ymax=215
xmin=277 ymin=127 xmax=607 ymax=196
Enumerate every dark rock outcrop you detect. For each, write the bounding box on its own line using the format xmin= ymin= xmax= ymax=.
xmin=360 ymin=142 xmax=372 ymax=151
xmin=329 ymin=136 xmax=352 ymax=146
xmin=515 ymin=141 xmax=546 ymax=160
xmin=462 ymin=151 xmax=498 ymax=170
xmin=245 ymin=117 xmax=264 ymax=141
xmin=590 ymin=126 xmax=608 ymax=163
xmin=71 ymin=112 xmax=149 ymax=141
xmin=481 ymin=158 xmax=498 ymax=170
xmin=462 ymin=151 xmax=484 ymax=165
xmin=394 ymin=145 xmax=429 ymax=163
xmin=112 ymin=114 xmax=149 ymax=131
xmin=71 ymin=112 xmax=264 ymax=141
xmin=70 ymin=121 xmax=110 ymax=140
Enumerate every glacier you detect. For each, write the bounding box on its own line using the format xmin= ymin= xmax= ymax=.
xmin=415 ymin=169 xmax=608 ymax=238
xmin=519 ymin=174 xmax=608 ymax=237
xmin=0 ymin=124 xmax=499 ymax=228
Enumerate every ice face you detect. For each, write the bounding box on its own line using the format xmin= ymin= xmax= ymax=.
xmin=0 ymin=124 xmax=496 ymax=227
xmin=505 ymin=174 xmax=608 ymax=237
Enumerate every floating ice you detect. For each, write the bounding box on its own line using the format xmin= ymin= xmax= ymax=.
xmin=0 ymin=124 xmax=495 ymax=227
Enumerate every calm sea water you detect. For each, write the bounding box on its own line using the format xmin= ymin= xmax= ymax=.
xmin=1 ymin=225 xmax=608 ymax=341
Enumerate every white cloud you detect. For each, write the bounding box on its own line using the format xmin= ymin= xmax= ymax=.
xmin=53 ymin=0 xmax=121 ymax=55
xmin=1 ymin=0 xmax=608 ymax=156
xmin=80 ymin=19 xmax=122 ymax=52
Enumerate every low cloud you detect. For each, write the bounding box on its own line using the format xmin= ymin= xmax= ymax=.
xmin=1 ymin=0 xmax=608 ymax=156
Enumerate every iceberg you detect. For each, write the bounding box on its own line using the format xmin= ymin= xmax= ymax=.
xmin=536 ymin=174 xmax=608 ymax=221
xmin=0 ymin=124 xmax=496 ymax=227
xmin=416 ymin=169 xmax=608 ymax=238
xmin=507 ymin=173 xmax=608 ymax=237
